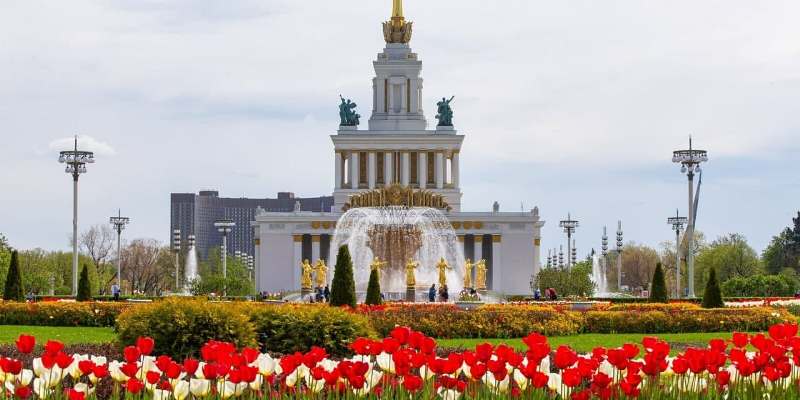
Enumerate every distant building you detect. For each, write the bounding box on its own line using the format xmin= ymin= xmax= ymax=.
xmin=170 ymin=191 xmax=333 ymax=259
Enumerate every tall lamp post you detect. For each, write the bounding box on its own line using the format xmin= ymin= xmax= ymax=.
xmin=58 ymin=136 xmax=95 ymax=296
xmin=672 ymin=137 xmax=707 ymax=298
xmin=559 ymin=213 xmax=579 ymax=268
xmin=109 ymin=209 xmax=130 ymax=291
xmin=616 ymin=221 xmax=624 ymax=291
xmin=214 ymin=219 xmax=236 ymax=296
xmin=601 ymin=226 xmax=609 ymax=280
xmin=172 ymin=230 xmax=181 ymax=291
xmin=668 ymin=210 xmax=688 ymax=298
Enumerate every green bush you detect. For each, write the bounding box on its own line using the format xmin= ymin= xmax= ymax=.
xmin=649 ymin=263 xmax=668 ymax=303
xmin=3 ymin=251 xmax=23 ymax=302
xmin=330 ymin=246 xmax=356 ymax=307
xmin=76 ymin=264 xmax=91 ymax=302
xmin=365 ymin=269 xmax=382 ymax=305
xmin=702 ymin=267 xmax=724 ymax=309
xmin=0 ymin=302 xmax=129 ymax=326
xmin=116 ymin=298 xmax=256 ymax=358
xmin=245 ymin=304 xmax=375 ymax=357
xmin=582 ymin=307 xmax=794 ymax=334
xmin=534 ymin=260 xmax=595 ymax=297
xmin=722 ymin=274 xmax=797 ymax=297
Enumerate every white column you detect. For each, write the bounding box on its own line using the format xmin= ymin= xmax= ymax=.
xmin=293 ymin=235 xmax=302 ymax=290
xmin=334 ymin=152 xmax=342 ymax=190
xmin=474 ymin=236 xmax=483 ymax=263
xmin=492 ymin=235 xmax=502 ymax=292
xmin=350 ymin=152 xmax=360 ymax=189
xmin=409 ymin=79 xmax=419 ymax=114
xmin=367 ymin=152 xmax=376 ymax=189
xmin=533 ymin=237 xmax=541 ymax=275
xmin=384 ymin=152 xmax=393 ymax=186
xmin=435 ymin=152 xmax=444 ymax=189
xmin=418 ymin=152 xmax=428 ymax=189
xmin=401 ymin=152 xmax=410 ymax=186
xmin=311 ymin=235 xmax=320 ymax=264
xmin=388 ymin=84 xmax=395 ymax=114
xmin=452 ymin=152 xmax=460 ymax=188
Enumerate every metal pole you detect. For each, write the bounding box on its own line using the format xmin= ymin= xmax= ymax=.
xmin=175 ymin=252 xmax=180 ymax=291
xmin=617 ymin=250 xmax=622 ymax=291
xmin=675 ymin=227 xmax=681 ymax=298
xmin=687 ymin=173 xmax=695 ymax=298
xmin=116 ymin=227 xmax=122 ymax=290
xmin=222 ymin=234 xmax=227 ymax=296
xmin=567 ymin=232 xmax=572 ymax=268
xmin=72 ymin=176 xmax=79 ymax=296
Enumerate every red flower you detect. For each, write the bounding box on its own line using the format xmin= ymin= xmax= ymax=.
xmin=475 ymin=343 xmax=494 ymax=363
xmin=43 ymin=340 xmax=64 ymax=356
xmin=123 ymin=346 xmax=141 ymax=363
xmin=390 ymin=327 xmax=411 ymax=345
xmin=135 ymin=337 xmax=155 ymax=355
xmin=591 ymin=372 xmax=612 ymax=389
xmin=165 ymin=362 xmax=182 ymax=380
xmin=571 ymin=389 xmax=591 ymax=400
xmin=622 ymin=343 xmax=639 ymax=359
xmin=78 ymin=360 xmax=96 ymax=376
xmin=554 ymin=346 xmax=578 ymax=370
xmin=3 ymin=359 xmax=23 ymax=375
xmin=183 ymin=358 xmax=199 ymax=375
xmin=120 ymin=362 xmax=139 ymax=378
xmin=14 ymin=386 xmax=32 ymax=399
xmin=522 ymin=333 xmax=547 ymax=349
xmin=55 ymin=352 xmax=73 ymax=369
xmin=715 ymin=370 xmax=731 ymax=387
xmin=532 ymin=371 xmax=549 ymax=388
xmin=402 ymin=375 xmax=423 ymax=392
xmin=15 ymin=335 xmax=35 ymax=354
xmin=126 ymin=378 xmax=145 ymax=394
xmin=65 ymin=388 xmax=85 ymax=400
xmin=202 ymin=363 xmax=218 ymax=380
xmin=146 ymin=370 xmax=161 ymax=385
xmin=562 ymin=367 xmax=583 ymax=388
xmin=469 ymin=363 xmax=487 ymax=380
xmin=93 ymin=363 xmax=109 ymax=379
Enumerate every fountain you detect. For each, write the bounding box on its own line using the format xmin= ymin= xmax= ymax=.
xmin=330 ymin=206 xmax=465 ymax=297
xmin=591 ymin=254 xmax=609 ymax=296
xmin=184 ymin=244 xmax=199 ymax=293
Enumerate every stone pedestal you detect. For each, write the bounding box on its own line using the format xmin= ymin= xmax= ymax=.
xmin=405 ymin=288 xmax=416 ymax=302
xmin=301 ymin=288 xmax=313 ymax=299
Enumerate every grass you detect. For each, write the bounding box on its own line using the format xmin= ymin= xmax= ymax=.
xmin=0 ymin=325 xmax=116 ymax=345
xmin=437 ymin=332 xmax=742 ymax=354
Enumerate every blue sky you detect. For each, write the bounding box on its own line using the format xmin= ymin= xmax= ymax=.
xmin=1 ymin=0 xmax=799 ymax=255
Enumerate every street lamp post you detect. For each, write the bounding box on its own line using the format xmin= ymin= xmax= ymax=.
xmin=571 ymin=239 xmax=577 ymax=265
xmin=559 ymin=213 xmax=579 ymax=268
xmin=109 ymin=209 xmax=130 ymax=291
xmin=616 ymin=221 xmax=624 ymax=291
xmin=214 ymin=219 xmax=236 ymax=296
xmin=172 ymin=230 xmax=181 ymax=291
xmin=58 ymin=136 xmax=95 ymax=296
xmin=558 ymin=246 xmax=564 ymax=268
xmin=672 ymin=137 xmax=708 ymax=298
xmin=601 ymin=226 xmax=609 ymax=283
xmin=668 ymin=210 xmax=688 ymax=298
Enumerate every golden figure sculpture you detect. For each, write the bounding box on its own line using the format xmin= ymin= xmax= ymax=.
xmin=300 ymin=259 xmax=314 ymax=290
xmin=463 ymin=258 xmax=474 ymax=289
xmin=475 ymin=259 xmax=488 ymax=291
xmin=436 ymin=257 xmax=452 ymax=288
xmin=314 ymin=259 xmax=328 ymax=288
xmin=405 ymin=258 xmax=419 ymax=288
xmin=370 ymin=257 xmax=388 ymax=279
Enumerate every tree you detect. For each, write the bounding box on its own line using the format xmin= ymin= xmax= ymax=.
xmin=701 ymin=267 xmax=724 ymax=308
xmin=649 ymin=263 xmax=668 ymax=303
xmin=77 ymin=264 xmax=92 ymax=301
xmin=330 ymin=246 xmax=356 ymax=307
xmin=121 ymin=239 xmax=173 ymax=295
xmin=534 ymin=260 xmax=595 ymax=298
xmin=3 ymin=251 xmax=24 ymax=301
xmin=695 ymin=233 xmax=760 ymax=289
xmin=79 ymin=225 xmax=116 ymax=294
xmin=365 ymin=268 xmax=382 ymax=305
xmin=192 ymin=251 xmax=254 ymax=296
xmin=763 ymin=213 xmax=800 ymax=275
xmin=0 ymin=233 xmax=11 ymax=292
xmin=605 ymin=242 xmax=660 ymax=292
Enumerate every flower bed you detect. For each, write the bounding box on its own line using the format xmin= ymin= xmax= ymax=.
xmin=583 ymin=307 xmax=795 ymax=334
xmin=5 ymin=323 xmax=800 ymax=399
xmin=0 ymin=302 xmax=130 ymax=327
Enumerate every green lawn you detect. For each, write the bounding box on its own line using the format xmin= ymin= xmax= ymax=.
xmin=438 ymin=332 xmax=742 ymax=354
xmin=0 ymin=326 xmax=116 ymax=345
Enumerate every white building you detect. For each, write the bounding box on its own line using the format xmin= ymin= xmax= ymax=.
xmin=253 ymin=1 xmax=544 ymax=296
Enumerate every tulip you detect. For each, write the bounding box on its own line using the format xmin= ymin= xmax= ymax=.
xmin=436 ymin=387 xmax=462 ymax=400
xmin=189 ymin=378 xmax=211 ymax=397
xmin=16 ymin=335 xmax=35 ymax=354
xmin=152 ymin=388 xmax=171 ymax=400
xmin=32 ymin=377 xmax=53 ymax=399
xmin=215 ymin=380 xmax=237 ymax=399
xmin=173 ymin=380 xmax=190 ymax=400
xmin=254 ymin=354 xmax=277 ymax=376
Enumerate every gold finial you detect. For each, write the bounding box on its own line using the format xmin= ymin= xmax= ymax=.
xmin=391 ymin=0 xmax=404 ymax=28
xmin=383 ymin=0 xmax=413 ymax=44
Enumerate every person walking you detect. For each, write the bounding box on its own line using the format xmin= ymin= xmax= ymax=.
xmin=323 ymin=285 xmax=330 ymax=302
xmin=441 ymin=284 xmax=449 ymax=302
xmin=534 ymin=288 xmax=541 ymax=301
xmin=111 ymin=283 xmax=120 ymax=301
xmin=428 ymin=284 xmax=436 ymax=302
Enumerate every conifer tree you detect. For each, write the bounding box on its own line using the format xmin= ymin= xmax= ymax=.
xmin=77 ymin=264 xmax=92 ymax=302
xmin=649 ymin=262 xmax=668 ymax=303
xmin=701 ymin=267 xmax=724 ymax=308
xmin=330 ymin=246 xmax=356 ymax=307
xmin=365 ymin=268 xmax=382 ymax=305
xmin=3 ymin=251 xmax=23 ymax=302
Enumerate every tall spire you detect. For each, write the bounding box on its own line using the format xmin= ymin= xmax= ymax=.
xmin=392 ymin=0 xmax=404 ymax=20
xmin=383 ymin=0 xmax=412 ymax=43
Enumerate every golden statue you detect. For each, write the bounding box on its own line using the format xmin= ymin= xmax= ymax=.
xmin=300 ymin=259 xmax=314 ymax=290
xmin=475 ymin=259 xmax=487 ymax=291
xmin=370 ymin=257 xmax=388 ymax=279
xmin=435 ymin=257 xmax=452 ymax=288
xmin=382 ymin=0 xmax=413 ymax=44
xmin=314 ymin=259 xmax=328 ymax=288
xmin=405 ymin=258 xmax=419 ymax=288
xmin=463 ymin=258 xmax=474 ymax=289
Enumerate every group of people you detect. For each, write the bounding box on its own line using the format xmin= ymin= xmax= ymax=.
xmin=533 ymin=287 xmax=559 ymax=301
xmin=310 ymin=285 xmax=331 ymax=303
xmin=428 ymin=283 xmax=449 ymax=302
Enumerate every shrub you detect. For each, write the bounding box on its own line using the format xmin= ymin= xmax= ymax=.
xmin=3 ymin=251 xmax=23 ymax=302
xmin=702 ymin=267 xmax=724 ymax=308
xmin=365 ymin=269 xmax=382 ymax=305
xmin=582 ymin=307 xmax=794 ymax=334
xmin=77 ymin=264 xmax=92 ymax=302
xmin=0 ymin=301 xmax=129 ymax=326
xmin=116 ymin=298 xmax=256 ymax=359
xmin=722 ymin=274 xmax=797 ymax=297
xmin=330 ymin=246 xmax=356 ymax=308
xmin=649 ymin=263 xmax=668 ymax=303
xmin=534 ymin=261 xmax=595 ymax=297
xmin=244 ymin=304 xmax=375 ymax=357
xmin=363 ymin=304 xmax=583 ymax=338
xmin=606 ymin=303 xmax=700 ymax=312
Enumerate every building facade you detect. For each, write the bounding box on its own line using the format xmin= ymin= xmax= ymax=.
xmin=252 ymin=3 xmax=545 ymax=296
xmin=170 ymin=191 xmax=333 ymax=259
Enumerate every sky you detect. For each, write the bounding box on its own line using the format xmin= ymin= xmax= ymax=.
xmin=1 ymin=0 xmax=799 ymax=257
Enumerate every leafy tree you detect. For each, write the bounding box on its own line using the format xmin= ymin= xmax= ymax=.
xmin=365 ymin=268 xmax=382 ymax=305
xmin=192 ymin=253 xmax=254 ymax=297
xmin=0 ymin=233 xmax=11 ymax=291
xmin=3 ymin=251 xmax=24 ymax=301
xmin=701 ymin=267 xmax=724 ymax=308
xmin=695 ymin=233 xmax=760 ymax=289
xmin=649 ymin=263 xmax=668 ymax=303
xmin=534 ymin=260 xmax=595 ymax=298
xmin=605 ymin=242 xmax=661 ymax=291
xmin=721 ymin=273 xmax=798 ymax=297
xmin=330 ymin=246 xmax=356 ymax=307
xmin=763 ymin=213 xmax=800 ymax=274
xmin=77 ymin=264 xmax=92 ymax=301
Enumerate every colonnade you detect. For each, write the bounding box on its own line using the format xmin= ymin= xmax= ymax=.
xmin=335 ymin=151 xmax=460 ymax=190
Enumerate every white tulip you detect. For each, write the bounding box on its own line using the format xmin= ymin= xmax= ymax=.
xmin=173 ymin=380 xmax=190 ymax=400
xmin=189 ymin=379 xmax=211 ymax=397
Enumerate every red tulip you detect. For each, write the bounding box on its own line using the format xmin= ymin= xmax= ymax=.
xmin=43 ymin=340 xmax=64 ymax=355
xmin=145 ymin=370 xmax=161 ymax=385
xmin=716 ymin=370 xmax=731 ymax=387
xmin=390 ymin=327 xmax=411 ymax=345
xmin=135 ymin=337 xmax=155 ymax=355
xmin=93 ymin=363 xmax=109 ymax=379
xmin=14 ymin=386 xmax=32 ymax=399
xmin=732 ymin=332 xmax=749 ymax=348
xmin=402 ymin=375 xmax=423 ymax=392
xmin=562 ymin=367 xmax=583 ymax=387
xmin=123 ymin=346 xmax=141 ymax=363
xmin=126 ymin=378 xmax=145 ymax=394
xmin=554 ymin=346 xmax=578 ymax=370
xmin=65 ymin=388 xmax=85 ymax=400
xmin=15 ymin=334 xmax=35 ymax=354
xmin=78 ymin=360 xmax=96 ymax=375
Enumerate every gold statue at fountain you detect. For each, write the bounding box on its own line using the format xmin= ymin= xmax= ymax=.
xmin=405 ymin=258 xmax=419 ymax=288
xmin=436 ymin=257 xmax=452 ymax=288
xmin=300 ymin=259 xmax=314 ymax=290
xmin=475 ymin=259 xmax=488 ymax=291
xmin=463 ymin=258 xmax=474 ymax=289
xmin=370 ymin=257 xmax=388 ymax=279
xmin=314 ymin=259 xmax=328 ymax=288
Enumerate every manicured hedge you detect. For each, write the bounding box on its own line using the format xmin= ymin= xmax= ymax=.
xmin=604 ymin=303 xmax=700 ymax=312
xmin=362 ymin=304 xmax=583 ymax=338
xmin=0 ymin=301 xmax=130 ymax=327
xmin=582 ymin=307 xmax=796 ymax=334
